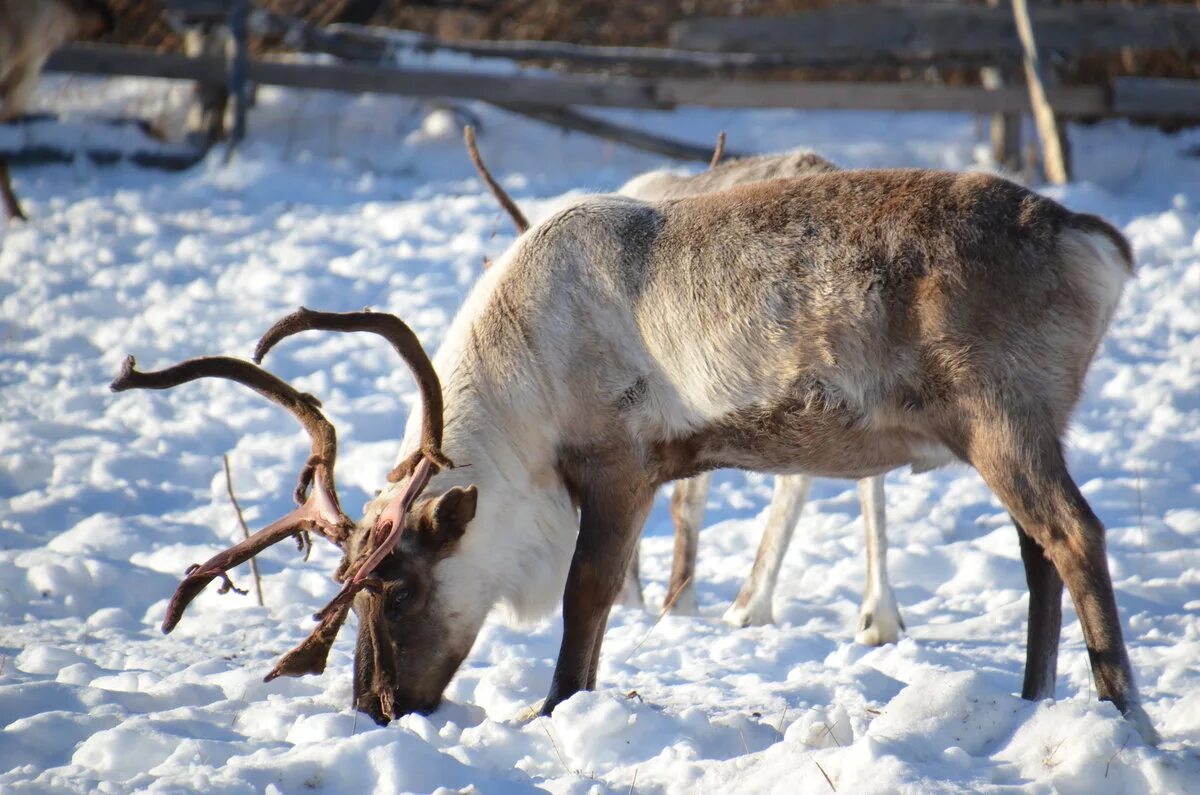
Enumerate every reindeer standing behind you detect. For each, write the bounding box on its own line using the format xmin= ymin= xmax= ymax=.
xmin=0 ymin=0 xmax=113 ymax=220
xmin=468 ymin=131 xmax=903 ymax=643
xmin=115 ymin=153 xmax=1156 ymax=744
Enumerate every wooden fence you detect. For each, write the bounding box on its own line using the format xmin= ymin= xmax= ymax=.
xmin=35 ymin=2 xmax=1200 ymax=174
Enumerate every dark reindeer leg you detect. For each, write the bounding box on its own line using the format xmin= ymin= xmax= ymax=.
xmin=967 ymin=417 xmax=1158 ymax=744
xmin=0 ymin=159 xmax=27 ymax=221
xmin=543 ymin=473 xmax=654 ymax=715
xmin=1014 ymin=516 xmax=1063 ymax=700
xmin=585 ymin=605 xmax=612 ymax=690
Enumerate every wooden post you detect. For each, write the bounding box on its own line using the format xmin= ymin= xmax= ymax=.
xmin=1011 ymin=0 xmax=1070 ymax=184
xmin=981 ymin=0 xmax=1021 ymax=172
xmin=226 ymin=0 xmax=249 ymax=155
xmin=183 ymin=20 xmax=229 ymax=149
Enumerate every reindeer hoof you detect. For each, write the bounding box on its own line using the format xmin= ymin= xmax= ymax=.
xmin=855 ymin=589 xmax=904 ymax=646
xmin=723 ymin=600 xmax=773 ymax=628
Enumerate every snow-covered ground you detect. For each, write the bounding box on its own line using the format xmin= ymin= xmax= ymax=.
xmin=1 ymin=75 xmax=1198 ymax=794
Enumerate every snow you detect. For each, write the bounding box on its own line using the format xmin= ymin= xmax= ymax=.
xmin=2 ymin=76 xmax=1199 ymax=793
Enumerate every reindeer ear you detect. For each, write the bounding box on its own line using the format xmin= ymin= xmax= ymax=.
xmin=425 ymin=486 xmax=477 ymax=550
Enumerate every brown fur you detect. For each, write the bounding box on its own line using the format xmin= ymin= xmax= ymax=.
xmin=491 ymin=170 xmax=1147 ymax=737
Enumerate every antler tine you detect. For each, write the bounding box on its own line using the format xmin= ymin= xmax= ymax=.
xmin=110 ymin=354 xmax=356 ymax=633
xmin=709 ymin=131 xmax=727 ymax=170
xmin=464 ymin=125 xmax=529 ymax=235
xmin=263 ymin=600 xmax=352 ymax=681
xmin=253 ymin=307 xmax=452 ymax=482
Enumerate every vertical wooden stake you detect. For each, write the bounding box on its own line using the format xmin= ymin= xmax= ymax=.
xmin=184 ymin=20 xmax=229 ymax=150
xmin=226 ymin=0 xmax=250 ymax=160
xmin=981 ymin=0 xmax=1020 ymax=173
xmin=1011 ymin=0 xmax=1070 ymax=184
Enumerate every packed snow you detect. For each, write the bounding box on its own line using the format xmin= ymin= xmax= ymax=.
xmin=1 ymin=75 xmax=1198 ymax=794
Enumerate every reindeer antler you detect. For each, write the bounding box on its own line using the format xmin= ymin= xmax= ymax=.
xmin=114 ymin=306 xmax=451 ymax=682
xmin=254 ymin=307 xmax=451 ymax=480
xmin=110 ymin=355 xmax=356 ymax=633
xmin=464 ymin=125 xmax=529 ymax=235
xmin=250 ymin=307 xmax=452 ymax=679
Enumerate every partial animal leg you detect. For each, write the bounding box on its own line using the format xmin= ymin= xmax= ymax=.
xmin=0 ymin=159 xmax=26 ymax=221
xmin=664 ymin=473 xmax=711 ymax=615
xmin=618 ymin=548 xmax=645 ymax=609
xmin=585 ymin=604 xmax=612 ymax=690
xmin=1015 ymin=516 xmax=1063 ymax=700
xmin=723 ymin=474 xmax=813 ymax=627
xmin=855 ymin=475 xmax=904 ymax=645
xmin=968 ymin=419 xmax=1157 ymax=744
xmin=543 ymin=475 xmax=655 ymax=715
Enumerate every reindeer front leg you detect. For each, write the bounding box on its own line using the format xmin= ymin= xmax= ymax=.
xmin=542 ymin=475 xmax=654 ymax=715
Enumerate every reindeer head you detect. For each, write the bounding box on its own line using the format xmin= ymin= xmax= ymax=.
xmin=112 ymin=308 xmax=480 ymax=725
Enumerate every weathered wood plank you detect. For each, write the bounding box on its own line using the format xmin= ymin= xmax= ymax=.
xmin=46 ymin=44 xmax=666 ymax=110
xmin=656 ymin=78 xmax=1107 ymax=115
xmin=496 ymin=103 xmax=744 ymax=163
xmin=46 ymin=45 xmax=1114 ymax=114
xmin=671 ymin=6 xmax=1200 ymax=61
xmin=1114 ymin=77 xmax=1200 ymax=117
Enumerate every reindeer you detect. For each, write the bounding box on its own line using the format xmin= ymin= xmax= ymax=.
xmin=466 ymin=129 xmax=902 ymax=643
xmin=113 ymin=165 xmax=1156 ymax=744
xmin=0 ymin=0 xmax=113 ymax=220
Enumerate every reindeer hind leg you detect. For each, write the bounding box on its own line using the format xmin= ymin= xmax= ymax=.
xmin=723 ymin=474 xmax=813 ymax=627
xmin=664 ymin=472 xmax=710 ymax=615
xmin=966 ymin=413 xmax=1157 ymax=744
xmin=855 ymin=475 xmax=904 ymax=645
xmin=0 ymin=159 xmax=27 ymax=221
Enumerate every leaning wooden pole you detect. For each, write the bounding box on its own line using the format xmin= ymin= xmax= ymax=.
xmin=1011 ymin=0 xmax=1070 ymax=184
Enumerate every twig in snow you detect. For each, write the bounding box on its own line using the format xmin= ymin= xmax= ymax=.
xmin=230 ymin=685 xmax=248 ymax=728
xmin=814 ymin=758 xmax=837 ymax=792
xmin=822 ymin=720 xmax=843 ymax=747
xmin=623 ymin=575 xmax=692 ymax=663
xmin=1105 ymin=733 xmax=1131 ymax=778
xmin=539 ymin=717 xmax=574 ymax=776
xmin=223 ymin=454 xmax=265 ymax=607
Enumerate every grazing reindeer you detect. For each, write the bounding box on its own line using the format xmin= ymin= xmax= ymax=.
xmin=0 ymin=0 xmax=113 ymax=220
xmin=114 ymin=167 xmax=1155 ymax=744
xmin=466 ymin=129 xmax=903 ymax=643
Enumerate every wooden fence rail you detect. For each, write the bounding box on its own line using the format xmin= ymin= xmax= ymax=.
xmin=671 ymin=5 xmax=1200 ymax=62
xmin=46 ymin=43 xmax=1200 ymax=119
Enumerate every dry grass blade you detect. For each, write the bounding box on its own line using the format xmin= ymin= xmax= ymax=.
xmin=814 ymin=758 xmax=837 ymax=791
xmin=622 ymin=575 xmax=692 ymax=663
xmin=1105 ymin=733 xmax=1131 ymax=778
xmin=539 ymin=717 xmax=573 ymax=776
xmin=223 ymin=454 xmax=265 ymax=608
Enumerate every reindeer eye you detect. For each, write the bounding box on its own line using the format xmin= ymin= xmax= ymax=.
xmin=392 ymin=588 xmax=412 ymax=607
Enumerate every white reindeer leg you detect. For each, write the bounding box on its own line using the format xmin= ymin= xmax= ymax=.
xmin=723 ymin=474 xmax=813 ymax=627
xmin=854 ymin=475 xmax=904 ymax=645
